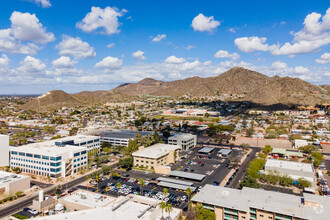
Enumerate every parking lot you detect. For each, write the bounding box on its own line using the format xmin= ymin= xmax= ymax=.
xmin=80 ymin=174 xmax=189 ymax=209
xmin=172 ymin=146 xmax=245 ymax=186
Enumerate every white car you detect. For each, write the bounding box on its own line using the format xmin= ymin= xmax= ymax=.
xmin=29 ymin=209 xmax=38 ymax=215
xmin=181 ymin=196 xmax=187 ymax=201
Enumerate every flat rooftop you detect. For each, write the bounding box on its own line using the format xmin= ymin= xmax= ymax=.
xmin=169 ymin=133 xmax=195 ymax=139
xmin=192 ymin=185 xmax=329 ymax=220
xmin=36 ymin=195 xmax=181 ymax=220
xmin=218 ymin=149 xmax=232 ymax=155
xmin=198 ymin=147 xmax=214 ymax=154
xmin=0 ymin=171 xmax=29 ymax=185
xmin=169 ymin=170 xmax=206 ymax=181
xmin=61 ymin=190 xmax=115 ymax=208
xmin=132 ymin=143 xmax=179 ymax=159
xmin=265 ymin=159 xmax=314 ymax=173
xmin=10 ymin=144 xmax=86 ymax=156
xmin=158 ymin=181 xmax=196 ymax=191
xmin=157 ymin=177 xmax=193 ymax=186
xmin=100 ymin=130 xmax=153 ymax=139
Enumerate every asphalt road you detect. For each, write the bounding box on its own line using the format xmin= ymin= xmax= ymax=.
xmin=228 ymin=147 xmax=259 ymax=189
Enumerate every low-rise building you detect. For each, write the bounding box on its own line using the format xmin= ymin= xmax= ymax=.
xmin=9 ymin=135 xmax=99 ymax=178
xmin=168 ymin=133 xmax=197 ymax=150
xmin=0 ymin=171 xmax=30 ymax=196
xmin=0 ymin=134 xmax=9 ymax=167
xmin=98 ymin=130 xmax=153 ymax=147
xmin=36 ymin=192 xmax=181 ymax=220
xmin=264 ymin=159 xmax=316 ymax=190
xmin=192 ymin=184 xmax=329 ymax=220
xmin=132 ymin=143 xmax=180 ymax=170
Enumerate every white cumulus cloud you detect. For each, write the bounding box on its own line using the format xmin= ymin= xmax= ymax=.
xmin=271 ymin=61 xmax=289 ymax=70
xmin=294 ymin=66 xmax=310 ymax=74
xmin=165 ymin=55 xmax=186 ymax=64
xmin=10 ymin=11 xmax=55 ymax=44
xmin=132 ymin=50 xmax=146 ymax=60
xmin=56 ymin=35 xmax=96 ymax=60
xmin=235 ymin=8 xmax=330 ymax=56
xmin=151 ymin=34 xmax=166 ymax=42
xmin=214 ymin=50 xmax=240 ymax=60
xmin=95 ymin=56 xmax=123 ymax=70
xmin=316 ymin=52 xmax=330 ymax=64
xmin=17 ymin=56 xmax=46 ymax=74
xmin=191 ymin=13 xmax=220 ymax=33
xmin=52 ymin=56 xmax=77 ymax=69
xmin=76 ymin=6 xmax=127 ymax=35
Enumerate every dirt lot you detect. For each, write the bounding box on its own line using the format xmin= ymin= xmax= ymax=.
xmin=234 ymin=137 xmax=292 ymax=149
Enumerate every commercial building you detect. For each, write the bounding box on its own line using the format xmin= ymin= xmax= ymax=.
xmin=263 ymin=159 xmax=316 ymax=190
xmin=0 ymin=171 xmax=30 ymax=196
xmin=36 ymin=192 xmax=181 ymax=220
xmin=294 ymin=139 xmax=308 ymax=149
xmin=9 ymin=135 xmax=99 ymax=178
xmin=98 ymin=130 xmax=153 ymax=147
xmin=132 ymin=143 xmax=180 ymax=170
xmin=0 ymin=134 xmax=9 ymax=167
xmin=192 ymin=184 xmax=329 ymax=220
xmin=168 ymin=133 xmax=197 ymax=150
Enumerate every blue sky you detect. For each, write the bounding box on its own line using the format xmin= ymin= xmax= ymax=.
xmin=0 ymin=0 xmax=329 ymax=94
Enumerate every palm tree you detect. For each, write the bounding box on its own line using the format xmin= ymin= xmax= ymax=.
xmin=85 ymin=175 xmax=90 ymax=190
xmin=95 ymin=175 xmax=100 ymax=191
xmin=139 ymin=178 xmax=145 ymax=195
xmin=165 ymin=203 xmax=173 ymax=220
xmin=105 ymin=186 xmax=110 ymax=196
xmin=186 ymin=187 xmax=192 ymax=206
xmin=163 ymin=188 xmax=168 ymax=198
xmin=116 ymin=182 xmax=121 ymax=197
xmin=159 ymin=201 xmax=166 ymax=220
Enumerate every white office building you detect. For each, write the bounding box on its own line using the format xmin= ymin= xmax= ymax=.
xmin=168 ymin=133 xmax=197 ymax=150
xmin=99 ymin=130 xmax=153 ymax=147
xmin=0 ymin=134 xmax=9 ymax=167
xmin=9 ymin=135 xmax=100 ymax=178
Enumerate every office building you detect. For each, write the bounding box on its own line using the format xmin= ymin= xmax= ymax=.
xmin=192 ymin=184 xmax=329 ymax=220
xmin=98 ymin=130 xmax=153 ymax=147
xmin=0 ymin=135 xmax=9 ymax=167
xmin=132 ymin=143 xmax=180 ymax=170
xmin=168 ymin=133 xmax=197 ymax=150
xmin=0 ymin=171 xmax=30 ymax=196
xmin=9 ymin=135 xmax=99 ymax=178
xmin=36 ymin=192 xmax=181 ymax=220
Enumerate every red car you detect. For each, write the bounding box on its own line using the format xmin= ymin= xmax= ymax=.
xmin=198 ymin=161 xmax=202 ymax=164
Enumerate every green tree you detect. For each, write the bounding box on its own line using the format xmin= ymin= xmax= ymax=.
xmin=69 ymin=127 xmax=78 ymax=136
xmin=186 ymin=187 xmax=193 ymax=207
xmin=95 ymin=175 xmax=100 ymax=190
xmin=117 ymin=182 xmax=121 ymax=197
xmin=139 ymin=178 xmax=145 ymax=195
xmin=163 ymin=188 xmax=168 ymax=197
xmin=166 ymin=203 xmax=173 ymax=219
xmin=297 ymin=178 xmax=311 ymax=189
xmin=299 ymin=145 xmax=317 ymax=154
xmin=240 ymin=176 xmax=260 ymax=189
xmin=159 ymin=201 xmax=167 ymax=220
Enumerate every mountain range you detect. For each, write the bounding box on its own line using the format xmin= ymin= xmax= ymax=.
xmin=20 ymin=67 xmax=329 ymax=111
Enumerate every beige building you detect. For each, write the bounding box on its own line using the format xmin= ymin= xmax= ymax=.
xmin=36 ymin=191 xmax=181 ymax=220
xmin=192 ymin=184 xmax=329 ymax=220
xmin=132 ymin=143 xmax=180 ymax=170
xmin=0 ymin=171 xmax=30 ymax=196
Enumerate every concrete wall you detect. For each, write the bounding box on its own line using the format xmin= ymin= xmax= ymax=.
xmin=6 ymin=176 xmax=30 ymax=194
